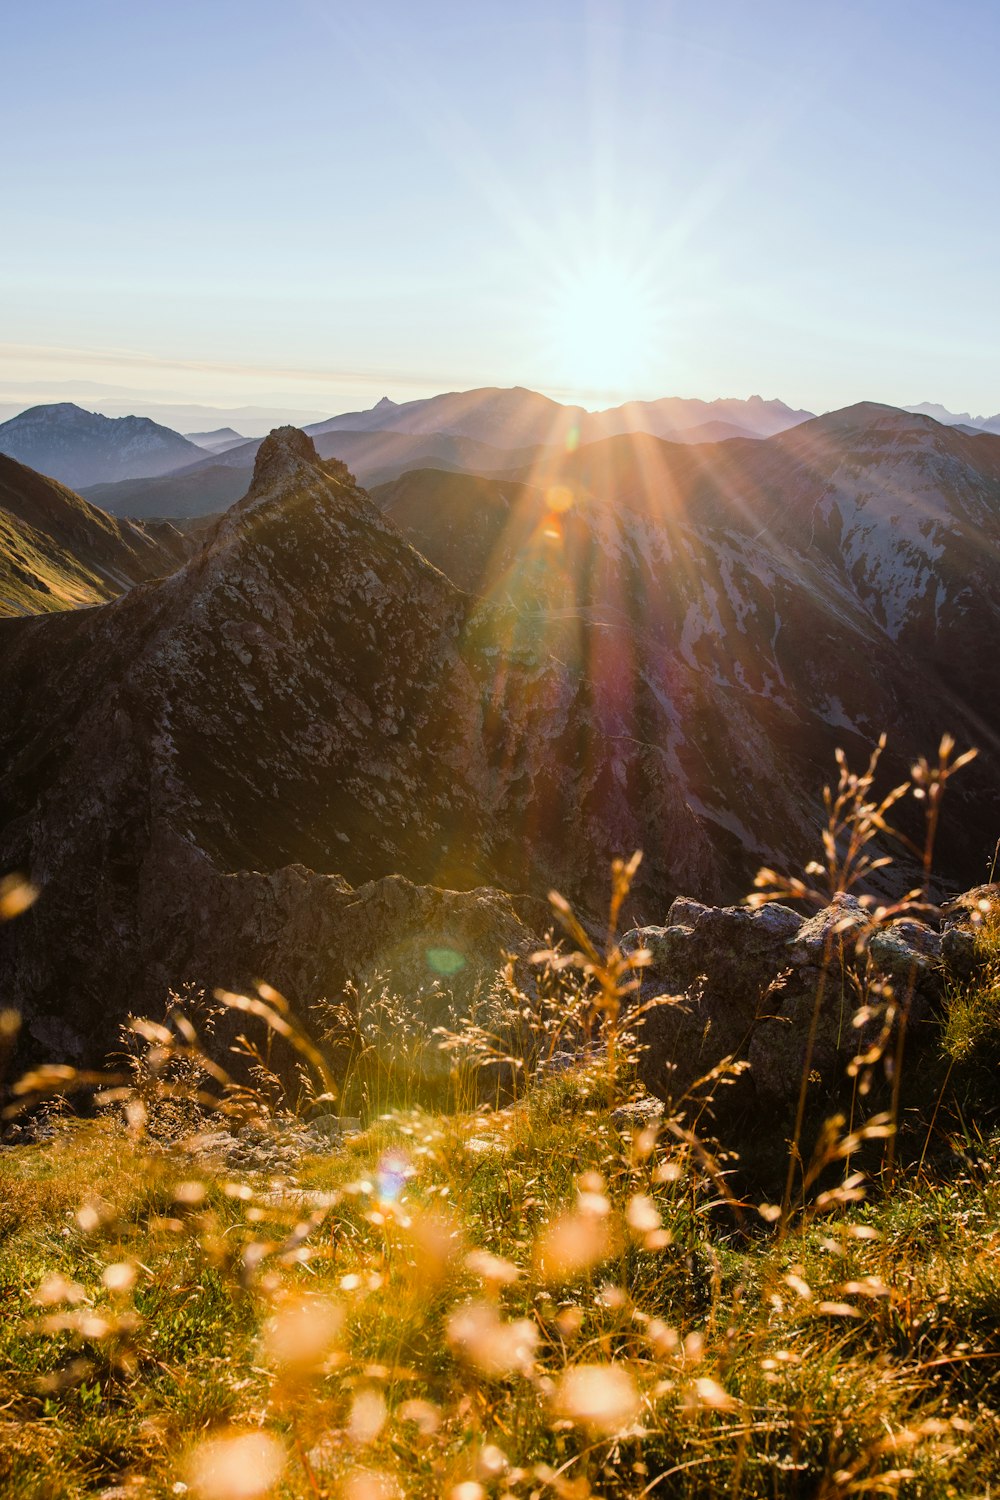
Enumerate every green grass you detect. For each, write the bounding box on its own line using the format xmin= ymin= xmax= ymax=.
xmin=3 ymin=1066 xmax=1000 ymax=1499
xmin=941 ymin=918 xmax=1000 ymax=1071
xmin=0 ymin=509 xmax=117 ymax=616
xmin=1 ymin=754 xmax=996 ymax=1498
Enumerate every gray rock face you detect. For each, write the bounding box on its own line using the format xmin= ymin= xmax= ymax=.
xmin=622 ymin=899 xmax=804 ymax=1108
xmin=5 ymin=826 xmax=540 ymax=1071
xmin=624 ymin=890 xmax=958 ymax=1117
xmin=941 ymin=925 xmax=979 ymax=981
xmin=0 ymin=431 xmax=551 ymax=1070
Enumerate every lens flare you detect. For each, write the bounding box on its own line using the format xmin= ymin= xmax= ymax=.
xmin=552 ymin=1363 xmax=641 ymax=1435
xmin=546 ymin=485 xmax=574 ymax=514
xmin=376 ymin=1150 xmax=410 ymax=1204
xmin=426 ymin=946 xmax=465 ymax=976
xmin=187 ymin=1430 xmax=286 ymax=1500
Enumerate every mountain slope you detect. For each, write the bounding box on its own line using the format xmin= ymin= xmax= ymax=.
xmin=0 ymin=431 xmax=559 ymax=1063
xmin=0 ymin=453 xmax=192 ymax=615
xmin=3 ymin=411 xmax=999 ymax=1069
xmin=370 ymin=468 xmax=548 ymax=596
xmin=378 ymin=406 xmax=1000 ymax=874
xmin=82 ymin=464 xmax=251 ymax=521
xmin=0 ymin=404 xmax=205 ymax=488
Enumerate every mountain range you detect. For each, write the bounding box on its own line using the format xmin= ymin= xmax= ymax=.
xmin=6 ymin=392 xmax=1000 ymax=515
xmin=1 ymin=402 xmax=998 ymax=1070
xmin=78 ymin=391 xmax=814 ymax=520
xmin=0 ymin=392 xmax=812 ymax=509
xmin=905 ymin=402 xmax=1000 ymax=434
xmin=306 ymin=387 xmax=814 ymax=446
xmin=183 ymin=426 xmax=248 ymax=453
xmin=0 ymin=394 xmax=331 ymax=435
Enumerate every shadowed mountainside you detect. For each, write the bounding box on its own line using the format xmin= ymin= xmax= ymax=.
xmin=81 ymin=429 xmax=543 ymax=519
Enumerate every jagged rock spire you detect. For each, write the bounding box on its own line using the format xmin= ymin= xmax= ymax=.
xmin=247 ymin=426 xmax=320 ymax=499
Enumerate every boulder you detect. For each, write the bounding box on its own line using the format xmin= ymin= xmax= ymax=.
xmin=938 ymin=883 xmax=999 ymax=982
xmin=941 ymin=883 xmax=1000 ymax=925
xmin=941 ymin=924 xmax=979 ymax=981
xmin=623 ymin=890 xmax=949 ymax=1118
xmin=620 ymin=898 xmax=804 ymax=1108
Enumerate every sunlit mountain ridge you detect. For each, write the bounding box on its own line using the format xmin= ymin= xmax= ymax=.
xmin=0 ymin=389 xmax=812 ymax=497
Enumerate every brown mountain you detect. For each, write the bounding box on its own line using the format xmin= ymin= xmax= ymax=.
xmin=306 ymin=386 xmax=812 ymax=445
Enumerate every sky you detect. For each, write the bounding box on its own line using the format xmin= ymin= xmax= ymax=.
xmin=3 ymin=0 xmax=999 ymax=425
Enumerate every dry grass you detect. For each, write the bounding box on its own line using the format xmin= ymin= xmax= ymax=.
xmin=2 ymin=1081 xmax=1000 ymax=1498
xmin=1 ymin=739 xmax=998 ymax=1497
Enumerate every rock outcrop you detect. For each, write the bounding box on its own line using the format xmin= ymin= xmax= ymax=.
xmin=623 ymin=889 xmax=965 ymax=1122
xmin=0 ymin=431 xmax=548 ymax=1068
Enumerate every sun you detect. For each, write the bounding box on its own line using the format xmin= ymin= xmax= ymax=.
xmin=543 ymin=253 xmax=662 ymax=404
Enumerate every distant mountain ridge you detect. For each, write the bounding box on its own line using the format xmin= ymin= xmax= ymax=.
xmin=0 ymin=404 xmax=205 ymax=488
xmin=0 ymin=395 xmax=330 ymax=435
xmin=184 ymin=427 xmax=247 ymax=454
xmin=83 ymin=390 xmax=812 ymax=520
xmin=306 ymin=386 xmax=813 ymax=446
xmin=9 ymin=388 xmax=1000 ymax=541
xmin=905 ymin=402 xmax=1000 ymax=434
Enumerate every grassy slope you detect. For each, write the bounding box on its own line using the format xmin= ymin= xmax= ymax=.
xmin=2 ymin=806 xmax=998 ymax=1496
xmin=0 ymin=507 xmax=119 ymax=615
xmin=0 ymin=453 xmax=189 ymax=616
xmin=2 ymin=1048 xmax=1000 ymax=1499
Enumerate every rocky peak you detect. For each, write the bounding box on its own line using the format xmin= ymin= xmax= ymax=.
xmin=241 ymin=425 xmax=324 ymax=507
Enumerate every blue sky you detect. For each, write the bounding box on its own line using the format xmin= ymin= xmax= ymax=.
xmin=3 ymin=0 xmax=998 ymax=420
